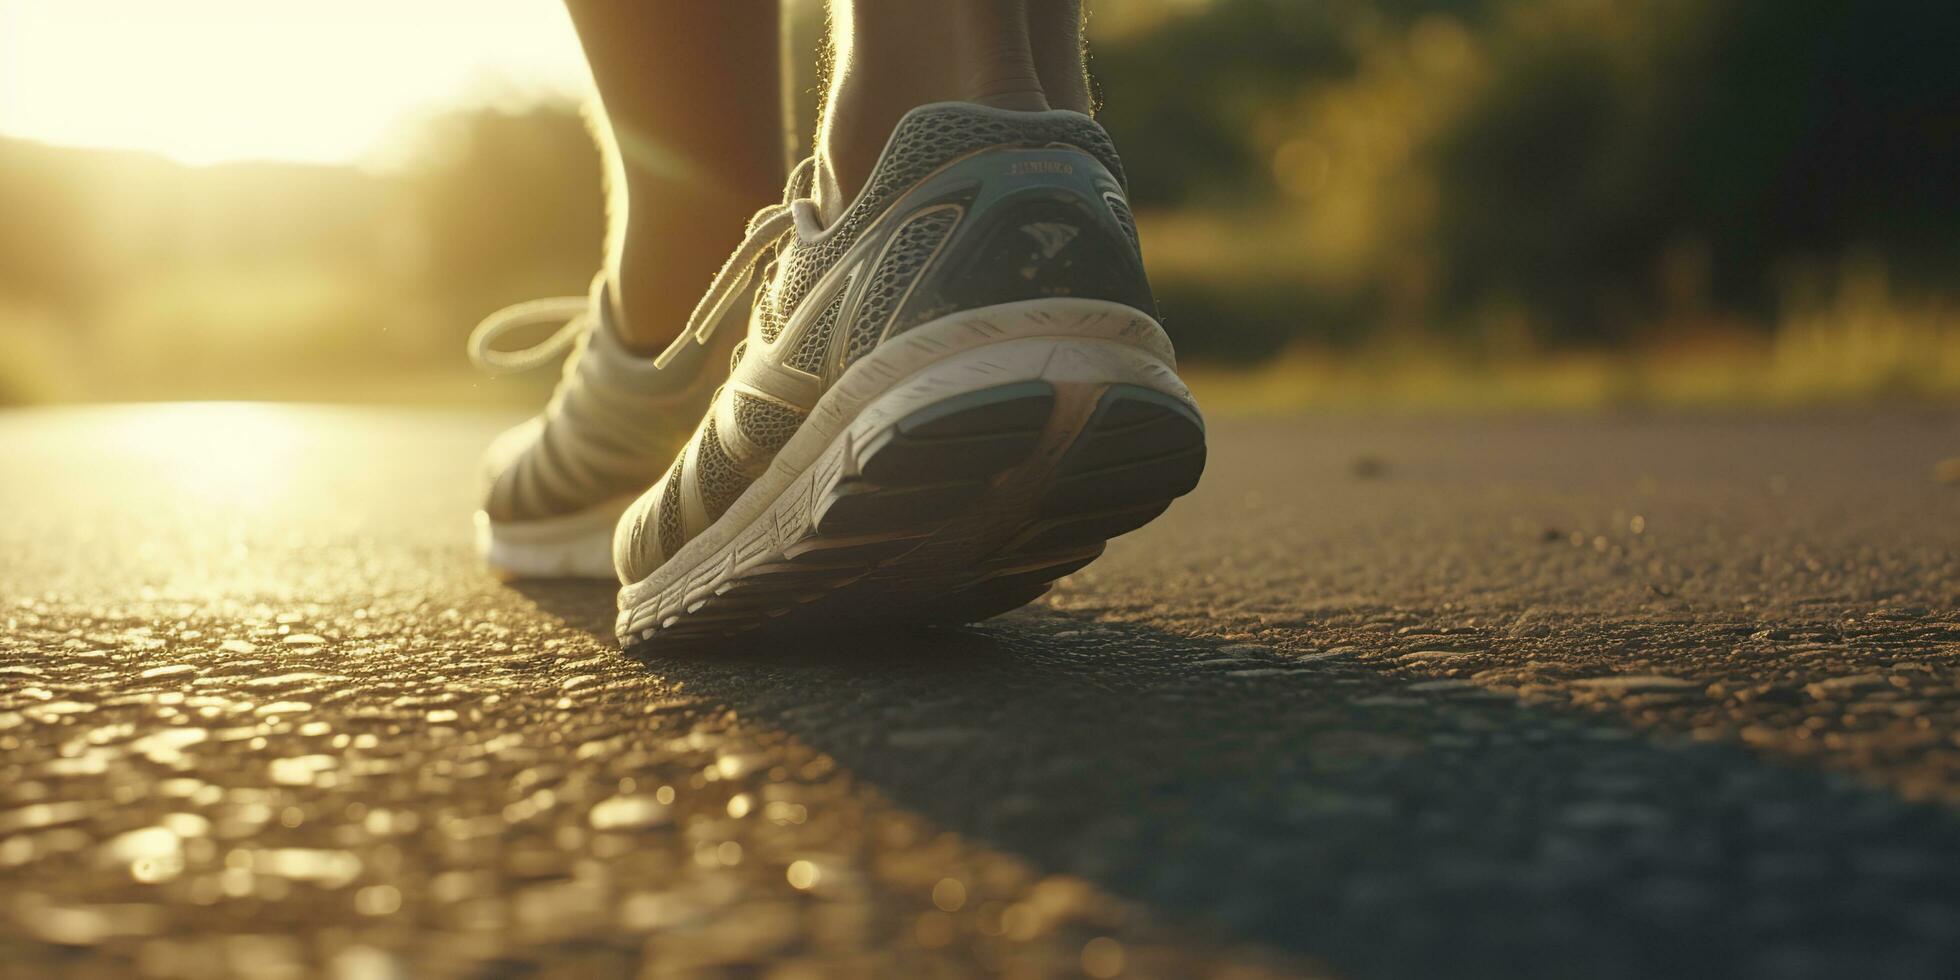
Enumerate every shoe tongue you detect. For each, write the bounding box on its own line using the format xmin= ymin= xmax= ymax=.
xmin=582 ymin=282 xmax=698 ymax=396
xmin=783 ymin=157 xmax=817 ymax=205
xmin=582 ymin=278 xmax=754 ymax=398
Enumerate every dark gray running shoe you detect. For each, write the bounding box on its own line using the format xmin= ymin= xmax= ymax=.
xmin=612 ymin=102 xmax=1206 ymax=644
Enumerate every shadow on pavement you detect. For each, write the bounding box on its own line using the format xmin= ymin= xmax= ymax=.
xmin=513 ymin=581 xmax=1960 ymax=980
xmin=510 ymin=578 xmax=626 ymax=642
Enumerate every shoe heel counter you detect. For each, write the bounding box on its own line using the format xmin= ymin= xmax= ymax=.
xmin=866 ymin=146 xmax=1154 ymax=354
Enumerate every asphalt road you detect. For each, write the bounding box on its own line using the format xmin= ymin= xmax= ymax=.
xmin=2 ymin=403 xmax=1958 ymax=979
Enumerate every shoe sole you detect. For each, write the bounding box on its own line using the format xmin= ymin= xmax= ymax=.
xmin=476 ymin=498 xmax=631 ymax=581
xmin=615 ymin=298 xmax=1203 ymax=645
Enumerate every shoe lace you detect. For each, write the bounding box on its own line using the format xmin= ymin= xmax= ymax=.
xmin=467 ymin=296 xmax=592 ymax=375
xmin=668 ymin=202 xmax=796 ymax=363
xmin=467 ymin=189 xmax=801 ymax=376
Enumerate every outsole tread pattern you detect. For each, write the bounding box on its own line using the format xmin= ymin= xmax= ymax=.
xmin=625 ymin=380 xmax=1204 ymax=645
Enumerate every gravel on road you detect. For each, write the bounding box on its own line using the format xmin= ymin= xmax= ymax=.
xmin=2 ymin=403 xmax=1958 ymax=979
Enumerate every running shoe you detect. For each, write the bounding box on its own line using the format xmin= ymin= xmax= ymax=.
xmin=613 ymin=102 xmax=1206 ymax=644
xmin=471 ymin=276 xmax=738 ymax=579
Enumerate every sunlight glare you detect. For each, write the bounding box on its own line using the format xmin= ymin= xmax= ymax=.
xmin=0 ymin=0 xmax=590 ymax=166
xmin=100 ymin=403 xmax=320 ymax=511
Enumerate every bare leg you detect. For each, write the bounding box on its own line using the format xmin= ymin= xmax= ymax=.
xmin=1027 ymin=0 xmax=1090 ymax=113
xmin=814 ymin=0 xmax=1091 ymax=222
xmin=565 ymin=1 xmax=787 ymax=354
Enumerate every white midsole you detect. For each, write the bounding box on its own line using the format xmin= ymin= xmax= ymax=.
xmin=615 ymin=297 xmax=1192 ymax=631
xmin=477 ymin=495 xmax=636 ymax=580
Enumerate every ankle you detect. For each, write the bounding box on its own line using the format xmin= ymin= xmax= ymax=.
xmin=609 ymin=171 xmax=778 ymax=356
xmin=964 ymin=62 xmax=1050 ymax=112
xmin=1028 ymin=0 xmax=1090 ymax=114
xmin=813 ymin=96 xmax=882 ymax=225
xmin=815 ymin=0 xmax=1084 ymax=223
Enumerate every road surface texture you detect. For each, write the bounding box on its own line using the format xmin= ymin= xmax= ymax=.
xmin=2 ymin=403 xmax=1958 ymax=979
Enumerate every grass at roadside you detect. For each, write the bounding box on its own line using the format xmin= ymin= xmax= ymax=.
xmin=1184 ymin=303 xmax=1960 ymax=416
xmin=6 ymin=278 xmax=1956 ymax=416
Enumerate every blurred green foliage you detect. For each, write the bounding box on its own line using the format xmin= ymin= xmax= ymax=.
xmin=0 ymin=108 xmax=602 ymax=403
xmin=1 ymin=0 xmax=1956 ymax=404
xmin=1096 ymin=0 xmax=1960 ymax=357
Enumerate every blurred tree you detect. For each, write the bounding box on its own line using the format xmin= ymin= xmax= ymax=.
xmin=1430 ymin=0 xmax=1960 ymax=340
xmin=1092 ymin=0 xmax=1357 ymax=207
xmin=5 ymin=0 xmax=1959 ymax=399
xmin=404 ymin=104 xmax=605 ymax=328
xmin=0 ymin=140 xmax=111 ymax=313
xmin=1099 ymin=0 xmax=1960 ymax=346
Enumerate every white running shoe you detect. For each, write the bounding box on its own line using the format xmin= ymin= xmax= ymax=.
xmin=612 ymin=102 xmax=1206 ymax=645
xmin=470 ymin=276 xmax=737 ymax=579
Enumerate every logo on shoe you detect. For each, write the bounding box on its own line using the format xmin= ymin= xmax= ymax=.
xmin=1019 ymin=222 xmax=1080 ymax=259
xmin=1007 ymin=160 xmax=1075 ymax=176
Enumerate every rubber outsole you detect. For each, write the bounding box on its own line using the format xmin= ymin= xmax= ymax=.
xmin=476 ymin=498 xmax=630 ymax=581
xmin=621 ymin=378 xmax=1204 ymax=645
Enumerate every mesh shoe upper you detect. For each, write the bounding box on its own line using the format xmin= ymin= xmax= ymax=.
xmin=613 ymin=102 xmax=1152 ymax=582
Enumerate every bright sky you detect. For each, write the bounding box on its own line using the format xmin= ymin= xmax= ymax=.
xmin=0 ymin=0 xmax=592 ymax=166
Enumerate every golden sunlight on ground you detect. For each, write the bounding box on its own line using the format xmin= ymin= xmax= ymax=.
xmin=0 ymin=0 xmax=590 ymax=166
xmin=91 ymin=403 xmax=321 ymax=510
